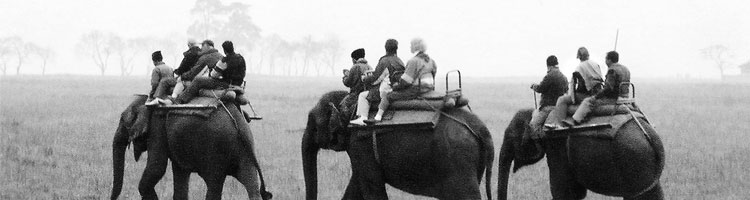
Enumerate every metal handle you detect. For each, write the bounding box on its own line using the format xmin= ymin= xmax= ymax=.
xmin=445 ymin=70 xmax=462 ymax=91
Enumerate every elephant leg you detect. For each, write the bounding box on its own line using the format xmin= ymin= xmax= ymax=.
xmin=172 ymin=164 xmax=191 ymax=200
xmin=200 ymin=173 xmax=227 ymax=200
xmin=138 ymin=150 xmax=168 ymax=199
xmin=342 ymin=176 xmax=363 ymax=200
xmin=437 ymin=172 xmax=481 ymax=200
xmin=545 ymin=142 xmax=586 ymax=200
xmin=625 ymin=182 xmax=663 ymax=200
xmin=235 ymin=165 xmax=262 ymax=200
xmin=348 ymin=143 xmax=387 ymax=200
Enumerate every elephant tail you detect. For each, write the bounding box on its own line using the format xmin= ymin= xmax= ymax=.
xmin=111 ymin=121 xmax=130 ymax=200
xmin=484 ymin=137 xmax=494 ymax=200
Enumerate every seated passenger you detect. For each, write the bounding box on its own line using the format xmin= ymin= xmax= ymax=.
xmin=145 ymin=51 xmax=174 ymax=105
xmin=340 ymin=48 xmax=371 ymax=115
xmin=349 ymin=39 xmax=405 ymax=126
xmin=562 ymin=51 xmax=630 ymax=126
xmin=368 ymin=38 xmax=436 ymax=123
xmin=528 ymin=55 xmax=568 ymax=135
xmin=171 ymin=39 xmax=202 ymax=99
xmin=161 ymin=41 xmax=245 ymax=105
xmin=545 ymin=47 xmax=604 ymax=128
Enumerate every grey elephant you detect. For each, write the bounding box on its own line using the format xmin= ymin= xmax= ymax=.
xmin=497 ymin=108 xmax=665 ymax=200
xmin=303 ymin=91 xmax=494 ymax=200
xmin=111 ymin=95 xmax=271 ymax=200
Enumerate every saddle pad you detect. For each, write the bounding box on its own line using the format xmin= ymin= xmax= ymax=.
xmin=153 ymin=97 xmax=220 ymax=118
xmin=390 ymin=99 xmax=444 ymax=111
xmin=420 ymin=90 xmax=446 ymax=100
xmin=348 ymin=110 xmax=440 ymax=131
xmin=545 ymin=112 xmax=645 ymax=139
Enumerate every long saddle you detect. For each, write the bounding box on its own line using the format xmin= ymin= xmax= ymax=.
xmin=348 ymin=90 xmax=469 ymax=131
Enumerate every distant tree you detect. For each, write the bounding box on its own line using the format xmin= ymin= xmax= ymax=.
xmin=6 ymin=37 xmax=34 ymax=75
xmin=320 ymin=35 xmax=343 ymax=76
xmin=187 ymin=0 xmax=226 ymax=40
xmin=0 ymin=38 xmax=11 ymax=75
xmin=77 ymin=31 xmax=116 ymax=76
xmin=110 ymin=36 xmax=139 ymax=76
xmin=31 ymin=46 xmax=55 ymax=75
xmin=299 ymin=35 xmax=323 ymax=76
xmin=701 ymin=45 xmax=732 ymax=80
xmin=218 ymin=2 xmax=262 ymax=73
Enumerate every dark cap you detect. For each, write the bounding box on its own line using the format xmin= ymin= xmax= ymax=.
xmin=151 ymin=51 xmax=163 ymax=62
xmin=222 ymin=41 xmax=234 ymax=54
xmin=201 ymin=40 xmax=214 ymax=47
xmin=351 ymin=48 xmax=365 ymax=60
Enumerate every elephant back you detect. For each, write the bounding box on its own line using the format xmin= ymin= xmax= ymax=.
xmin=565 ymin=115 xmax=664 ymax=197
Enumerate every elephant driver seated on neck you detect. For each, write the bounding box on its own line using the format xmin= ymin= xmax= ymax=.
xmin=157 ymin=41 xmax=248 ymax=105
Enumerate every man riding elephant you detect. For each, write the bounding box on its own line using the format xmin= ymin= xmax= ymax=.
xmin=545 ymin=47 xmax=604 ymax=128
xmin=563 ymin=51 xmax=631 ymax=126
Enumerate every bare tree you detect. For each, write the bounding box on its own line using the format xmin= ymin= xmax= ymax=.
xmin=30 ymin=46 xmax=55 ymax=75
xmin=187 ymin=0 xmax=226 ymax=40
xmin=110 ymin=36 xmax=140 ymax=76
xmin=77 ymin=31 xmax=116 ymax=76
xmin=320 ymin=35 xmax=343 ymax=76
xmin=6 ymin=37 xmax=34 ymax=75
xmin=701 ymin=45 xmax=733 ymax=80
xmin=0 ymin=38 xmax=11 ymax=75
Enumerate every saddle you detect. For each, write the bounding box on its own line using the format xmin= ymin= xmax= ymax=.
xmin=348 ymin=90 xmax=470 ymax=131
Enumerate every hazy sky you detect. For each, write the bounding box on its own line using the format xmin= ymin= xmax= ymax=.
xmin=2 ymin=0 xmax=749 ymax=78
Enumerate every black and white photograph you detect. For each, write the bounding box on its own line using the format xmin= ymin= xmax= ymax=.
xmin=1 ymin=0 xmax=748 ymax=199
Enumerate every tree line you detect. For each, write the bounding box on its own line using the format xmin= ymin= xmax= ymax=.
xmin=75 ymin=0 xmax=344 ymax=77
xmin=0 ymin=37 xmax=54 ymax=75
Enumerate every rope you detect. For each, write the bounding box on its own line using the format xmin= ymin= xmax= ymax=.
xmin=211 ymin=91 xmax=272 ymax=200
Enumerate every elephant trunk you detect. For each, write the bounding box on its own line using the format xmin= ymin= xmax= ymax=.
xmin=302 ymin=114 xmax=321 ymax=200
xmin=496 ymin=134 xmax=515 ymax=200
xmin=111 ymin=123 xmax=129 ymax=200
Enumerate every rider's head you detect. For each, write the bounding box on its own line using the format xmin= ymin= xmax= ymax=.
xmin=410 ymin=38 xmax=426 ymax=54
xmin=151 ymin=51 xmax=163 ymax=66
xmin=385 ymin=39 xmax=398 ymax=55
xmin=187 ymin=39 xmax=197 ymax=48
xmin=576 ymin=47 xmax=589 ymax=61
xmin=222 ymin=41 xmax=235 ymax=55
xmin=605 ymin=51 xmax=619 ymax=66
xmin=546 ymin=55 xmax=558 ymax=67
xmin=201 ymin=40 xmax=214 ymax=50
xmin=351 ymin=48 xmax=365 ymax=63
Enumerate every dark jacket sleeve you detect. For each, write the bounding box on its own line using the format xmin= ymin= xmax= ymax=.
xmin=534 ymin=73 xmax=552 ymax=94
xmin=175 ymin=48 xmax=200 ymax=76
xmin=343 ymin=65 xmax=360 ymax=88
xmin=181 ymin=55 xmax=207 ymax=81
xmin=596 ymin=69 xmax=618 ymax=98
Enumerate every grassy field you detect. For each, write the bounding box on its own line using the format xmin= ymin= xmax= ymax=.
xmin=1 ymin=75 xmax=749 ymax=199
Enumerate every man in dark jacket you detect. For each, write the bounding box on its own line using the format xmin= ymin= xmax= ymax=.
xmin=529 ymin=55 xmax=568 ymax=134
xmin=339 ymin=48 xmax=370 ymax=116
xmin=563 ymin=51 xmax=631 ymax=126
xmin=167 ymin=41 xmax=244 ymax=104
xmin=180 ymin=40 xmax=224 ymax=81
xmin=174 ymin=39 xmax=201 ymax=77
xmin=349 ymin=39 xmax=404 ymax=125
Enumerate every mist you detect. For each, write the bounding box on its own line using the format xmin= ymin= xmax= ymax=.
xmin=1 ymin=0 xmax=748 ymax=79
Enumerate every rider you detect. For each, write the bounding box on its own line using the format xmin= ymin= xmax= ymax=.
xmin=545 ymin=47 xmax=604 ymax=128
xmin=172 ymin=39 xmax=202 ymax=98
xmin=163 ymin=41 xmax=244 ymax=105
xmin=146 ymin=51 xmax=174 ymax=102
xmin=349 ymin=39 xmax=405 ymax=126
xmin=340 ymin=48 xmax=371 ymax=116
xmin=367 ymin=38 xmax=436 ymax=123
xmin=562 ymin=51 xmax=630 ymax=126
xmin=528 ymin=55 xmax=568 ymax=137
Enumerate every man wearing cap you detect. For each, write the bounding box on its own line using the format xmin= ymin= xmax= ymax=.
xmin=340 ymin=48 xmax=370 ymax=114
xmin=545 ymin=47 xmax=604 ymax=128
xmin=527 ymin=55 xmax=568 ymax=139
xmin=145 ymin=51 xmax=174 ymax=104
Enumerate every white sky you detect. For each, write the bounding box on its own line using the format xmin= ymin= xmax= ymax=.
xmin=1 ymin=0 xmax=749 ymax=78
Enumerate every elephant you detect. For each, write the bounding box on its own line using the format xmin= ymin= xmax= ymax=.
xmin=111 ymin=95 xmax=272 ymax=200
xmin=497 ymin=108 xmax=665 ymax=200
xmin=302 ymin=90 xmax=494 ymax=200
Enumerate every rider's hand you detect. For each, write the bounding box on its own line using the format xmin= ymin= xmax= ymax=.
xmin=530 ymin=83 xmax=539 ymax=90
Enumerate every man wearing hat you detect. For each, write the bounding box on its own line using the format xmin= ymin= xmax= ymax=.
xmin=337 ymin=48 xmax=371 ymax=117
xmin=146 ymin=51 xmax=174 ymax=102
